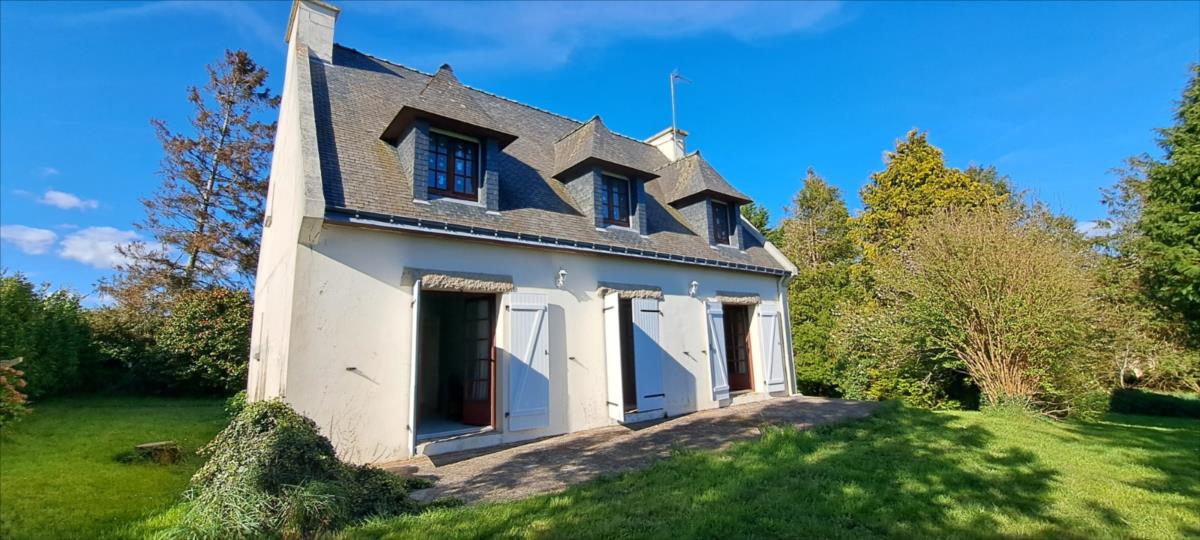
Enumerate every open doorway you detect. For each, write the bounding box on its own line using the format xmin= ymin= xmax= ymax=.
xmin=618 ymin=299 xmax=637 ymax=412
xmin=723 ymin=304 xmax=753 ymax=392
xmin=416 ymin=291 xmax=496 ymax=440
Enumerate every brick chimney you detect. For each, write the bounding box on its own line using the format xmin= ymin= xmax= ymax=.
xmin=285 ymin=0 xmax=339 ymax=62
xmin=645 ymin=127 xmax=687 ymax=162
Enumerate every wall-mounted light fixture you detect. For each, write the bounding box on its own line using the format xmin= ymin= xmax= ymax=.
xmin=689 ymin=280 xmax=700 ymax=297
xmin=556 ymin=268 xmax=568 ymax=289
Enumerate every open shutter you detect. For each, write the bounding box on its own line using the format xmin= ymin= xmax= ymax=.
xmin=761 ymin=302 xmax=787 ymax=393
xmin=507 ymin=293 xmax=550 ymax=431
xmin=602 ymin=293 xmax=624 ymax=421
xmin=632 ymin=297 xmax=665 ymax=412
xmin=406 ymin=280 xmax=422 ymax=455
xmin=706 ymin=301 xmax=730 ymax=401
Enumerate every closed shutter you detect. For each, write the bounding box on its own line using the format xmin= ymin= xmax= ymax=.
xmin=632 ymin=297 xmax=665 ymax=412
xmin=706 ymin=301 xmax=730 ymax=401
xmin=507 ymin=293 xmax=550 ymax=431
xmin=602 ymin=293 xmax=624 ymax=421
xmin=760 ymin=302 xmax=787 ymax=393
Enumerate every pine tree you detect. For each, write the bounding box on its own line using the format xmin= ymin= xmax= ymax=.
xmin=778 ymin=170 xmax=859 ymax=394
xmin=105 ymin=50 xmax=278 ymax=310
xmin=1137 ymin=65 xmax=1200 ymax=341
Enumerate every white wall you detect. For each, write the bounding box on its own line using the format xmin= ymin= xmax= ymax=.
xmin=279 ymin=224 xmax=786 ymax=464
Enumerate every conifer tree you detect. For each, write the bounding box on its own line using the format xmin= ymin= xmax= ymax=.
xmin=105 ymin=50 xmax=278 ymax=310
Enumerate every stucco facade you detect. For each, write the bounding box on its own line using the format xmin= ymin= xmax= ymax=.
xmin=249 ymin=1 xmax=799 ymax=465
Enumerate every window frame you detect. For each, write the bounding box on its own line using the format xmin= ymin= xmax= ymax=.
xmin=599 ymin=173 xmax=632 ymax=228
xmin=712 ymin=200 xmax=731 ymax=245
xmin=427 ymin=129 xmax=482 ymax=201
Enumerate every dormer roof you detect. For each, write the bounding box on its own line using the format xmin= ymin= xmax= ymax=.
xmin=658 ymin=151 xmax=751 ymax=206
xmin=552 ymin=116 xmax=659 ymax=180
xmin=380 ymin=64 xmax=518 ymax=148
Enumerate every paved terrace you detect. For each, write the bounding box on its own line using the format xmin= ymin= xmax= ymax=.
xmin=384 ymin=396 xmax=878 ymax=504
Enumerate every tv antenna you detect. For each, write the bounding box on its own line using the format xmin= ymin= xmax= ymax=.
xmin=670 ymin=69 xmax=691 ymax=155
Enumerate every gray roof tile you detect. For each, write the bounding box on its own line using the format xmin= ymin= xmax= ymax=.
xmin=314 ymin=45 xmax=786 ymax=274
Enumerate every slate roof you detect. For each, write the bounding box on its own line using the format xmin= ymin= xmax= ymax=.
xmin=656 ymin=151 xmax=752 ymax=205
xmin=553 ymin=116 xmax=659 ymax=180
xmin=312 ymin=45 xmax=788 ymax=275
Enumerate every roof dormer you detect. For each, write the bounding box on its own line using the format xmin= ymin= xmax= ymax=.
xmin=553 ymin=116 xmax=654 ymax=234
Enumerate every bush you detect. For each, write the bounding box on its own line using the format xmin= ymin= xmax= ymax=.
xmin=837 ymin=208 xmax=1111 ymax=418
xmin=1109 ymin=388 xmax=1200 ymax=419
xmin=156 ymin=288 xmax=252 ymax=395
xmin=224 ymin=389 xmax=247 ymax=417
xmin=0 ymin=273 xmax=91 ymax=398
xmin=166 ymin=399 xmax=425 ymax=538
xmin=0 ymin=359 xmax=30 ymax=426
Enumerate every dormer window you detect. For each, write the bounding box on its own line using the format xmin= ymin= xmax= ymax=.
xmin=600 ymin=173 xmax=632 ymax=227
xmin=428 ymin=130 xmax=480 ymax=200
xmin=712 ymin=200 xmax=731 ymax=245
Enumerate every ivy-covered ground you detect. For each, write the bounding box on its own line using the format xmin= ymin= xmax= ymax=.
xmin=0 ymin=396 xmax=226 ymax=540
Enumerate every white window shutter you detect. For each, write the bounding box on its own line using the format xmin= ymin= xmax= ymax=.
xmin=631 ymin=297 xmax=665 ymax=412
xmin=507 ymin=293 xmax=550 ymax=431
xmin=761 ymin=303 xmax=787 ymax=393
xmin=602 ymin=293 xmax=624 ymax=421
xmin=406 ymin=280 xmax=423 ymax=455
xmin=706 ymin=301 xmax=730 ymax=401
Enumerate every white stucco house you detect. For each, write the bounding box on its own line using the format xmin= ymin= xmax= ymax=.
xmin=249 ymin=0 xmax=799 ymax=464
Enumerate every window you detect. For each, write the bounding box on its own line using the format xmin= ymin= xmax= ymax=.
xmin=428 ymin=131 xmax=480 ymax=200
xmin=712 ymin=200 xmax=731 ymax=245
xmin=599 ymin=174 xmax=631 ymax=227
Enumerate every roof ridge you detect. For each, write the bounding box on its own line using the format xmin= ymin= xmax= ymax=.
xmin=333 ymin=44 xmax=660 ymax=149
xmin=554 ymin=115 xmax=604 ymax=143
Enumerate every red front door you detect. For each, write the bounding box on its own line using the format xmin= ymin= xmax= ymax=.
xmin=461 ymin=296 xmax=495 ymax=426
xmin=724 ymin=305 xmax=753 ymax=392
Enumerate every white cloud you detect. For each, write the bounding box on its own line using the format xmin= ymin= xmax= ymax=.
xmin=58 ymin=227 xmax=138 ymax=269
xmin=0 ymin=225 xmax=58 ymax=255
xmin=38 ymin=190 xmax=100 ymax=210
xmin=37 ymin=166 xmax=60 ymax=177
xmin=1076 ymin=221 xmax=1110 ymax=239
xmin=359 ymin=1 xmax=849 ymax=70
xmin=56 ymin=1 xmax=277 ymax=48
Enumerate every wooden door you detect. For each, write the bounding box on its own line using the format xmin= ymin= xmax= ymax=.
xmin=723 ymin=305 xmax=753 ymax=392
xmin=462 ymin=295 xmax=495 ymax=427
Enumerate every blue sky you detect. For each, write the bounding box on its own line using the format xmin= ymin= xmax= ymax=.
xmin=2 ymin=1 xmax=1197 ymax=301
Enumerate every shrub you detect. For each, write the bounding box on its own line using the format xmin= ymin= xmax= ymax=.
xmin=224 ymin=389 xmax=247 ymax=417
xmin=155 ymin=288 xmax=252 ymax=395
xmin=1109 ymin=388 xmax=1200 ymax=419
xmin=166 ymin=399 xmax=425 ymax=538
xmin=838 ymin=208 xmax=1111 ymax=418
xmin=0 ymin=359 xmax=30 ymax=426
xmin=0 ymin=273 xmax=91 ymax=398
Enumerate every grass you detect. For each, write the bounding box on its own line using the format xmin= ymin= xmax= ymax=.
xmin=0 ymin=396 xmax=227 ymax=540
xmin=346 ymin=403 xmax=1200 ymax=540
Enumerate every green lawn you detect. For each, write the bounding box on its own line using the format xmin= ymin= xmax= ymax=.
xmin=0 ymin=396 xmax=227 ymax=540
xmin=2 ymin=398 xmax=1197 ymax=540
xmin=347 ymin=404 xmax=1200 ymax=540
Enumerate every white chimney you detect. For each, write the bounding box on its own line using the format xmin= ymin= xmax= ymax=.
xmin=646 ymin=127 xmax=687 ymax=162
xmin=285 ymin=0 xmax=340 ymax=62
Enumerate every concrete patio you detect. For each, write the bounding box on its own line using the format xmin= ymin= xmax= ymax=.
xmin=383 ymin=396 xmax=878 ymax=504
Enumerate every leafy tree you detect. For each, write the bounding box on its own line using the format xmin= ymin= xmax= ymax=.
xmin=1136 ymin=65 xmax=1200 ymax=341
xmin=778 ymin=170 xmax=860 ymax=395
xmin=104 ymin=50 xmax=278 ymax=311
xmin=843 ymin=207 xmax=1111 ymax=417
xmin=852 ymin=130 xmax=1010 ymax=260
xmin=740 ymin=202 xmax=781 ymax=245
